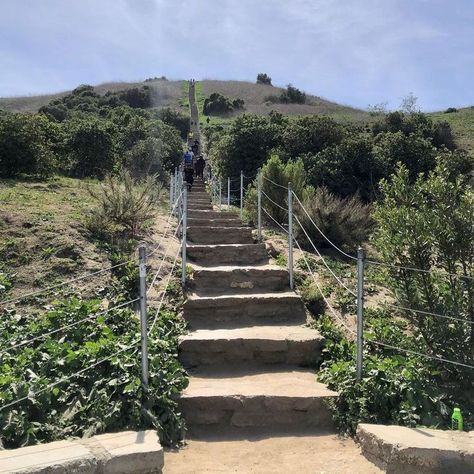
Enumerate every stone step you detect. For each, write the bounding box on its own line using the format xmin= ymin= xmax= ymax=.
xmin=183 ymin=291 xmax=305 ymax=329
xmin=187 ymin=217 xmax=244 ymax=228
xmin=190 ymin=265 xmax=289 ymax=293
xmin=179 ymin=325 xmax=324 ymax=367
xmin=179 ymin=369 xmax=337 ymax=428
xmin=188 ymin=198 xmax=211 ymax=205
xmin=188 ymin=209 xmax=238 ymax=219
xmin=187 ymin=203 xmax=214 ymax=211
xmin=187 ymin=243 xmax=268 ymax=266
xmin=188 ymin=226 xmax=253 ymax=245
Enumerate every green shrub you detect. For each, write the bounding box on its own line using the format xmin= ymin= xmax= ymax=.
xmin=65 ymin=117 xmax=117 ymax=178
xmin=372 ymin=160 xmax=474 ymax=373
xmin=203 ymin=92 xmax=244 ymax=116
xmin=256 ymin=73 xmax=272 ymax=85
xmin=0 ymin=113 xmax=61 ymax=178
xmin=87 ymin=170 xmax=160 ymax=238
xmin=123 ymin=137 xmax=166 ymax=181
xmin=300 ymin=284 xmax=326 ymax=316
xmin=244 ymin=155 xmax=306 ymax=226
xmin=0 ymin=298 xmax=187 ymax=448
xmin=295 ymin=186 xmax=372 ymax=252
xmin=315 ymin=311 xmax=471 ymax=435
xmin=156 ymin=107 xmax=190 ymax=139
xmin=280 ymin=84 xmax=306 ymax=104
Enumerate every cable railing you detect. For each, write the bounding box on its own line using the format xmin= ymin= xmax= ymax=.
xmin=1 ymin=170 xmax=189 ymax=414
xmin=255 ymin=171 xmax=474 ymax=378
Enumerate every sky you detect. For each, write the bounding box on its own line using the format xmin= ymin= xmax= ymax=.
xmin=1 ymin=0 xmax=473 ymax=111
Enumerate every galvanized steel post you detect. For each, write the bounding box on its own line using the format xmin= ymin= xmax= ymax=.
xmin=257 ymin=169 xmax=262 ymax=241
xmin=356 ymin=247 xmax=365 ymax=382
xmin=240 ymin=170 xmax=244 ymax=219
xmin=138 ymin=245 xmax=149 ymax=390
xmin=169 ymin=175 xmax=174 ymax=211
xmin=219 ymin=181 xmax=222 ymax=211
xmin=288 ymin=183 xmax=294 ymax=289
xmin=181 ymin=185 xmax=188 ymax=286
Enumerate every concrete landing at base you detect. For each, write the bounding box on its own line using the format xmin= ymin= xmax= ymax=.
xmin=0 ymin=431 xmax=163 ymax=474
xmin=357 ymin=423 xmax=474 ymax=473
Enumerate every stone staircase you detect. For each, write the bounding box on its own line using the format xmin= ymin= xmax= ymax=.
xmin=178 ymin=180 xmax=337 ymax=430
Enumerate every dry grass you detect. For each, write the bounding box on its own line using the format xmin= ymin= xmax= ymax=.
xmin=0 ymin=79 xmax=185 ymax=113
xmin=200 ymin=80 xmax=371 ymax=122
xmin=0 ymin=177 xmax=110 ymax=304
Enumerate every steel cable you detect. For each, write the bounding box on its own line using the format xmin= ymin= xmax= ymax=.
xmin=293 ymin=215 xmax=357 ymax=297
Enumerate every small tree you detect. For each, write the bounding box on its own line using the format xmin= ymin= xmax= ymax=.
xmin=372 ymin=160 xmax=474 ymax=372
xmin=280 ymin=84 xmax=306 ymax=104
xmin=256 ymin=73 xmax=272 ymax=85
xmin=400 ymin=92 xmax=419 ymax=114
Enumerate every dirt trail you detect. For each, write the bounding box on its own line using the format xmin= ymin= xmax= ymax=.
xmin=164 ymin=427 xmax=381 ymax=474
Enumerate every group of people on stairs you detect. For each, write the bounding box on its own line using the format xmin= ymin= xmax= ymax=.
xmin=183 ymin=145 xmax=206 ymax=191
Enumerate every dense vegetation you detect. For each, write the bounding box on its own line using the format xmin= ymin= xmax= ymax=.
xmin=206 ymin=107 xmax=474 ymax=432
xmin=256 ymin=73 xmax=272 ymax=85
xmin=203 ymin=92 xmax=245 ymax=116
xmin=0 ymin=82 xmax=191 ymax=448
xmin=0 ymin=84 xmax=189 ymax=180
xmin=0 ymin=172 xmax=187 ymax=449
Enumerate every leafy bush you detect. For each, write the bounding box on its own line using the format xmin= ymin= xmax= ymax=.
xmin=281 ymin=116 xmax=345 ymax=159
xmin=372 ymin=160 xmax=474 ymax=372
xmin=300 ymin=283 xmax=326 ymax=316
xmin=280 ymin=84 xmax=306 ymax=104
xmin=65 ymin=117 xmax=117 ymax=178
xmin=244 ymin=155 xmax=306 ymax=225
xmin=0 ymin=113 xmax=61 ymax=178
xmin=203 ymin=92 xmax=245 ymax=116
xmin=87 ymin=170 xmax=160 ymax=238
xmin=256 ymin=73 xmax=272 ymax=85
xmin=207 ymin=115 xmax=283 ymax=178
xmin=314 ymin=310 xmax=472 ymax=435
xmin=295 ymin=186 xmax=372 ymax=251
xmin=0 ymin=298 xmax=187 ymax=448
xmin=156 ymin=107 xmax=190 ymax=139
xmin=445 ymin=107 xmax=458 ymax=113
xmin=305 ymin=135 xmax=382 ymax=200
xmin=123 ymin=137 xmax=166 ymax=180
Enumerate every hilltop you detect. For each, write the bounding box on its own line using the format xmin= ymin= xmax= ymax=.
xmin=1 ymin=78 xmax=473 ymax=153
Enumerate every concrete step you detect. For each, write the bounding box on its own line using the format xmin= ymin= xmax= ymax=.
xmin=188 ymin=226 xmax=253 ymax=245
xmin=179 ymin=369 xmax=337 ymax=428
xmin=187 ymin=243 xmax=268 ymax=266
xmin=179 ymin=325 xmax=324 ymax=367
xmin=188 ymin=209 xmax=238 ymax=219
xmin=190 ymin=265 xmax=289 ymax=293
xmin=183 ymin=291 xmax=305 ymax=329
xmin=187 ymin=217 xmax=244 ymax=228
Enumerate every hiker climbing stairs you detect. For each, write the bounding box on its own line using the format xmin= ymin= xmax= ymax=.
xmin=178 ymin=180 xmax=338 ymax=429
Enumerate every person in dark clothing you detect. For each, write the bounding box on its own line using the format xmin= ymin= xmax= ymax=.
xmin=184 ymin=167 xmax=194 ymax=191
xmin=195 ymin=155 xmax=205 ymax=179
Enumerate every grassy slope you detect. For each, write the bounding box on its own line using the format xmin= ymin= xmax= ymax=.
xmin=0 ymin=79 xmax=185 ymax=113
xmin=200 ymin=80 xmax=371 ymax=123
xmin=2 ymin=78 xmax=472 ymax=153
xmin=0 ymin=177 xmax=111 ymax=305
xmin=429 ymin=107 xmax=474 ymax=155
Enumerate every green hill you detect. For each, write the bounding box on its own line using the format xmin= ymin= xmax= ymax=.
xmin=429 ymin=107 xmax=474 ymax=156
xmin=0 ymin=79 xmax=184 ymax=113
